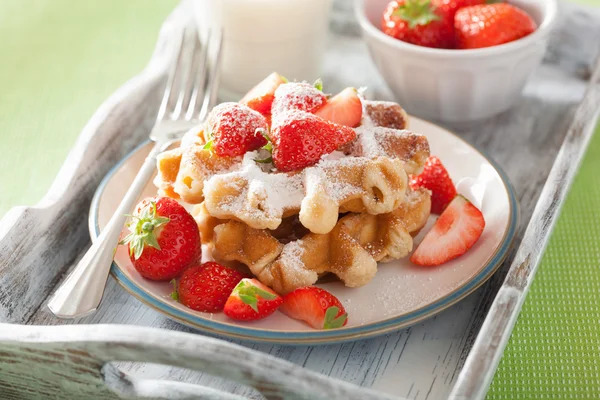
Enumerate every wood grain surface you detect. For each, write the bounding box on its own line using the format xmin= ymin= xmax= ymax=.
xmin=1 ymin=1 xmax=599 ymax=399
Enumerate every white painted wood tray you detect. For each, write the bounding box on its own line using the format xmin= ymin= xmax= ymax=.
xmin=1 ymin=1 xmax=599 ymax=399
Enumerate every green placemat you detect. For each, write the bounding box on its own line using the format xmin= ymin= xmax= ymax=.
xmin=0 ymin=0 xmax=177 ymax=218
xmin=488 ymin=122 xmax=600 ymax=399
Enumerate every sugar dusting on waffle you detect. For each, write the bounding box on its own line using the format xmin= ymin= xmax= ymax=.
xmin=203 ymin=151 xmax=382 ymax=219
xmin=271 ymin=82 xmax=326 ymax=115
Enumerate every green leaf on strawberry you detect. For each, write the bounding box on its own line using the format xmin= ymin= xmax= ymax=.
xmin=323 ymin=306 xmax=348 ymax=329
xmin=234 ymin=279 xmax=277 ymax=312
xmin=120 ymin=201 xmax=171 ymax=260
xmin=254 ymin=131 xmax=274 ymax=164
xmin=392 ymin=0 xmax=440 ymax=29
xmin=313 ymin=78 xmax=323 ymax=91
xmin=202 ymin=140 xmax=214 ymax=151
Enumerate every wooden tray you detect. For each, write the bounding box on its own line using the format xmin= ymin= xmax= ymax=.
xmin=1 ymin=1 xmax=599 ymax=399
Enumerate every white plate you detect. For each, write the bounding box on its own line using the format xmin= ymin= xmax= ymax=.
xmin=90 ymin=117 xmax=518 ymax=344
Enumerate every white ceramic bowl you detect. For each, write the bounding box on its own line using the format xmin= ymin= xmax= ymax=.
xmin=355 ymin=0 xmax=557 ymax=122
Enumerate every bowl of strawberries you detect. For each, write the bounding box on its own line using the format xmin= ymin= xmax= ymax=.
xmin=355 ymin=0 xmax=557 ymax=122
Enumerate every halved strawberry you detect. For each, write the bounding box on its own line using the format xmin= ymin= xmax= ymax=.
xmin=410 ymin=195 xmax=485 ymax=266
xmin=240 ymin=72 xmax=287 ymax=115
xmin=280 ymin=286 xmax=348 ymax=330
xmin=176 ymin=262 xmax=249 ymax=313
xmin=410 ymin=156 xmax=457 ymax=214
xmin=223 ymin=278 xmax=283 ymax=321
xmin=270 ymin=110 xmax=356 ymax=172
xmin=271 ymin=82 xmax=327 ymax=115
xmin=314 ymin=87 xmax=363 ymax=127
xmin=204 ymin=102 xmax=268 ymax=157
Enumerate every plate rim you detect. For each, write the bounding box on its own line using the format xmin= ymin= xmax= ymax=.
xmin=90 ymin=118 xmax=519 ymax=345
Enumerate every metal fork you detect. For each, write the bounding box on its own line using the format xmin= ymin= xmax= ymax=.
xmin=47 ymin=27 xmax=223 ymax=319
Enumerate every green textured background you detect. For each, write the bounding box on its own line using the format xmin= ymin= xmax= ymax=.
xmin=488 ymin=129 xmax=600 ymax=398
xmin=0 ymin=1 xmax=598 ymax=399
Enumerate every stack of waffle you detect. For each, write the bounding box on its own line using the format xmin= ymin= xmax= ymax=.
xmin=155 ymin=99 xmax=431 ymax=294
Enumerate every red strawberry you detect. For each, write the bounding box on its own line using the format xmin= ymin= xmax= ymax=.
xmin=205 ymin=102 xmax=268 ymax=157
xmin=270 ymin=111 xmax=356 ymax=172
xmin=314 ymin=87 xmax=363 ymax=128
xmin=121 ymin=197 xmax=201 ymax=281
xmin=410 ymin=195 xmax=485 ymax=266
xmin=271 ymin=82 xmax=327 ymax=115
xmin=223 ymin=278 xmax=283 ymax=321
xmin=455 ymin=4 xmax=537 ymax=49
xmin=240 ymin=72 xmax=287 ymax=115
xmin=410 ymin=156 xmax=456 ymax=214
xmin=176 ymin=262 xmax=249 ymax=313
xmin=381 ymin=0 xmax=455 ymax=49
xmin=280 ymin=287 xmax=348 ymax=330
xmin=434 ymin=0 xmax=486 ymax=19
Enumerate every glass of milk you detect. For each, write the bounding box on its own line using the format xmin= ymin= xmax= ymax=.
xmin=193 ymin=0 xmax=333 ymax=100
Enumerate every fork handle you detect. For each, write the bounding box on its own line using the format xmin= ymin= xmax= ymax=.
xmin=47 ymin=140 xmax=166 ymax=319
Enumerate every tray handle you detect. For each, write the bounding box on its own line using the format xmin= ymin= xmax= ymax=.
xmin=0 ymin=323 xmax=399 ymax=400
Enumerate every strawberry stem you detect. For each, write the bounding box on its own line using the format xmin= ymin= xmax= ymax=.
xmin=120 ymin=201 xmax=170 ymax=260
xmin=392 ymin=0 xmax=440 ymax=29
xmin=170 ymin=279 xmax=179 ymax=301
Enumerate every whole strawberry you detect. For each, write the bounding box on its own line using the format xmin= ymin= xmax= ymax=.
xmin=270 ymin=110 xmax=356 ymax=172
xmin=435 ymin=0 xmax=485 ymax=20
xmin=224 ymin=278 xmax=283 ymax=321
xmin=381 ymin=0 xmax=455 ymax=49
xmin=455 ymin=4 xmax=537 ymax=49
xmin=410 ymin=156 xmax=456 ymax=214
xmin=121 ymin=197 xmax=201 ymax=281
xmin=177 ymin=262 xmax=249 ymax=313
xmin=205 ymin=102 xmax=268 ymax=157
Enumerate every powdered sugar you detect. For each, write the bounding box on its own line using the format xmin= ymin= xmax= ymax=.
xmin=208 ymin=102 xmax=267 ymax=138
xmin=321 ymin=150 xmax=346 ymax=161
xmin=180 ymin=124 xmax=206 ymax=148
xmin=205 ymin=151 xmax=305 ymax=220
xmin=271 ymin=82 xmax=326 ymax=115
xmin=203 ymin=151 xmax=376 ymax=219
xmin=278 ymin=240 xmax=305 ymax=274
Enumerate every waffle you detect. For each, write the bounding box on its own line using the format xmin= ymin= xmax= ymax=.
xmin=155 ymin=99 xmax=430 ymax=234
xmin=203 ymin=153 xmax=408 ymax=234
xmin=155 ymin=94 xmax=432 ymax=292
xmin=209 ymin=188 xmax=431 ymax=294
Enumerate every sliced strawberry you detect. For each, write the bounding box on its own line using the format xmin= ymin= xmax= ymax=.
xmin=205 ymin=102 xmax=268 ymax=157
xmin=270 ymin=110 xmax=356 ymax=172
xmin=240 ymin=72 xmax=287 ymax=115
xmin=410 ymin=195 xmax=485 ymax=266
xmin=410 ymin=156 xmax=457 ymax=214
xmin=223 ymin=278 xmax=283 ymax=321
xmin=314 ymin=87 xmax=363 ymax=127
xmin=271 ymin=82 xmax=327 ymax=115
xmin=280 ymin=286 xmax=348 ymax=330
xmin=176 ymin=262 xmax=249 ymax=313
